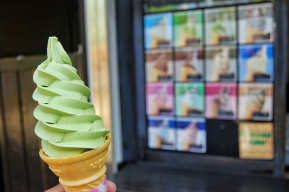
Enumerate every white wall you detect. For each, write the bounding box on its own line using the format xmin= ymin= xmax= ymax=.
xmin=84 ymin=0 xmax=123 ymax=177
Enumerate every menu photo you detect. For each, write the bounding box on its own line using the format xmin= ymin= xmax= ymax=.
xmin=145 ymin=49 xmax=173 ymax=82
xmin=239 ymin=44 xmax=274 ymax=82
xmin=174 ymin=47 xmax=204 ymax=82
xmin=175 ymin=83 xmax=205 ymax=117
xmin=146 ymin=83 xmax=174 ymax=116
xmin=148 ymin=116 xmax=176 ymax=150
xmin=239 ymin=122 xmax=273 ymax=159
xmin=144 ymin=13 xmax=173 ymax=49
xmin=238 ymin=3 xmax=273 ymax=44
xmin=176 ymin=118 xmax=206 ymax=153
xmin=173 ymin=10 xmax=203 ymax=47
xmin=205 ymin=83 xmax=237 ymax=119
xmin=205 ymin=45 xmax=237 ymax=82
xmin=205 ymin=7 xmax=237 ymax=45
xmin=238 ymin=83 xmax=273 ymax=121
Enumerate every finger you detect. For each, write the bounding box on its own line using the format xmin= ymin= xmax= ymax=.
xmin=107 ymin=180 xmax=117 ymax=192
xmin=45 ymin=184 xmax=65 ymax=192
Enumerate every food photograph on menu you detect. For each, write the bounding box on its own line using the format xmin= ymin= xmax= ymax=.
xmin=205 ymin=46 xmax=237 ymax=82
xmin=145 ymin=49 xmax=173 ymax=82
xmin=148 ymin=116 xmax=176 ymax=150
xmin=173 ymin=10 xmax=203 ymax=47
xmin=144 ymin=12 xmax=173 ymax=49
xmin=175 ymin=83 xmax=205 ymax=117
xmin=205 ymin=7 xmax=236 ymax=45
xmin=239 ymin=44 xmax=274 ymax=82
xmin=146 ymin=83 xmax=174 ymax=116
xmin=238 ymin=3 xmax=273 ymax=44
xmin=174 ymin=47 xmax=204 ymax=82
xmin=205 ymin=83 xmax=237 ymax=119
xmin=238 ymin=83 xmax=273 ymax=121
xmin=239 ymin=122 xmax=273 ymax=159
xmin=176 ymin=118 xmax=206 ymax=153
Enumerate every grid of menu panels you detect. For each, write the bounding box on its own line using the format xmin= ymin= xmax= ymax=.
xmin=144 ymin=2 xmax=274 ymax=159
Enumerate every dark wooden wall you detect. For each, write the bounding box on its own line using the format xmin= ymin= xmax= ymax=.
xmin=0 ymin=1 xmax=79 ymax=57
xmin=0 ymin=1 xmax=87 ymax=191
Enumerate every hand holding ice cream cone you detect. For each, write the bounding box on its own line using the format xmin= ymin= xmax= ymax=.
xmin=33 ymin=37 xmax=111 ymax=192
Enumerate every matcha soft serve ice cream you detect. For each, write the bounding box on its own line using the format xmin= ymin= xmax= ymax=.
xmin=33 ymin=37 xmax=111 ymax=192
xmin=33 ymin=36 xmax=109 ymax=158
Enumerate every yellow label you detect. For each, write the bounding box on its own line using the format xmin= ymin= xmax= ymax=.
xmin=239 ymin=122 xmax=273 ymax=159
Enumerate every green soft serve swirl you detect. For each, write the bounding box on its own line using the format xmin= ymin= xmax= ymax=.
xmin=33 ymin=37 xmax=109 ymax=158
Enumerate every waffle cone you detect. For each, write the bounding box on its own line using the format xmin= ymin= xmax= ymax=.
xmin=180 ymin=66 xmax=196 ymax=82
xmin=40 ymin=134 xmax=111 ymax=192
xmin=151 ymin=67 xmax=167 ymax=82
xmin=210 ymin=101 xmax=219 ymax=118
xmin=245 ymin=25 xmax=264 ymax=44
xmin=181 ymin=102 xmax=195 ymax=116
xmin=210 ymin=31 xmax=224 ymax=45
xmin=181 ymin=138 xmax=190 ymax=151
xmin=242 ymin=103 xmax=262 ymax=120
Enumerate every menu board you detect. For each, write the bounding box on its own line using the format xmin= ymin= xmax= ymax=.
xmin=143 ymin=2 xmax=274 ymax=159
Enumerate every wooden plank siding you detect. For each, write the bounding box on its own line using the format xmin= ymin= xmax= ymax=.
xmin=19 ymin=70 xmax=44 ymax=192
xmin=0 ymin=68 xmax=55 ymax=192
xmin=0 ymin=73 xmax=11 ymax=192
xmin=1 ymin=71 xmax=30 ymax=192
xmin=0 ymin=51 xmax=83 ymax=191
xmin=0 ymin=1 xmax=88 ymax=191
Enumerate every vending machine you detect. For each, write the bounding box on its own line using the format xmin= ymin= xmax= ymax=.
xmin=117 ymin=0 xmax=287 ymax=176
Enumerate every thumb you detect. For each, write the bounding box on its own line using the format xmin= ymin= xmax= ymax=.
xmin=107 ymin=180 xmax=117 ymax=192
